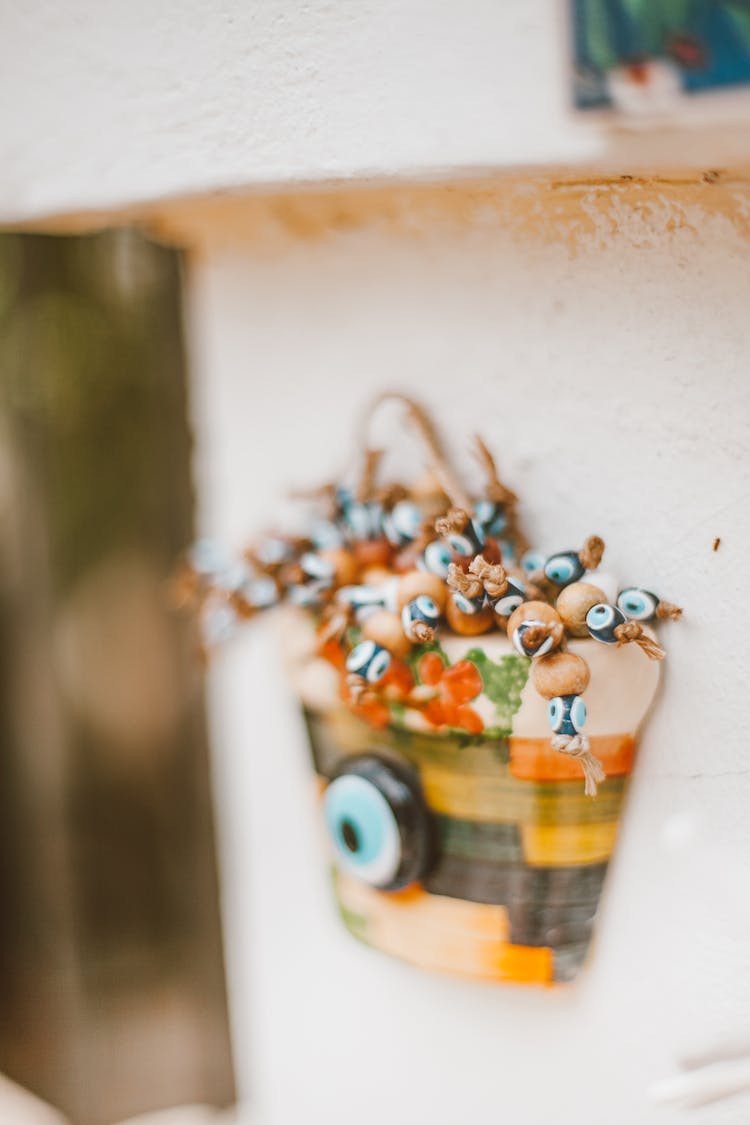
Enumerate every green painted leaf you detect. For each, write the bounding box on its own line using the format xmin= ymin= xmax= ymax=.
xmin=463 ymin=648 xmax=530 ymax=737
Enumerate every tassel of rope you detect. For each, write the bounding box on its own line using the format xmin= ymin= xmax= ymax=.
xmin=579 ymin=535 xmax=606 ymax=571
xmin=405 ymin=618 xmax=436 ymax=644
xmin=614 ymin=621 xmax=666 ymax=661
xmin=434 ymin=508 xmax=471 ymax=537
xmin=447 ymin=562 xmax=484 ymax=600
xmin=469 ymin=555 xmax=508 ymax=599
xmin=656 ymin=600 xmax=683 ymax=621
xmin=551 ymin=734 xmax=606 ymax=798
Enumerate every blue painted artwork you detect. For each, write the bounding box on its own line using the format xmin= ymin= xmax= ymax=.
xmin=572 ymin=0 xmax=750 ymax=109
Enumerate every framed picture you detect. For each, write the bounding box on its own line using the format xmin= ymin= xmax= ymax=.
xmin=571 ymin=0 xmax=750 ymax=114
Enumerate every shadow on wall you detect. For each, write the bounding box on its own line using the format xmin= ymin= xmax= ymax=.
xmin=0 ymin=230 xmax=235 ymax=1124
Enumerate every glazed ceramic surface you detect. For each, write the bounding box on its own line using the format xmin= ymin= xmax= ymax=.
xmin=284 ymin=611 xmax=660 ymax=985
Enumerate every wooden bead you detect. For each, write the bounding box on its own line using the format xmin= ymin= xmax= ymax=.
xmin=506 ymin=600 xmax=564 ymax=656
xmin=531 ymin=652 xmax=590 ymax=699
xmin=363 ymin=610 xmax=412 ymax=658
xmin=445 ymin=596 xmax=495 ymax=636
xmin=556 ymin=581 xmax=606 ymax=638
xmin=320 ymin=548 xmax=359 ymax=587
xmin=361 ymin=564 xmax=392 ymax=585
xmin=352 ymin=537 xmax=393 ymax=569
xmin=396 ymin=570 xmax=447 ymax=612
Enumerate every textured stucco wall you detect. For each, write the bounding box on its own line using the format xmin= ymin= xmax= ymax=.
xmin=4 ymin=1 xmax=750 ymax=224
xmin=187 ymin=184 xmax=750 ymax=1124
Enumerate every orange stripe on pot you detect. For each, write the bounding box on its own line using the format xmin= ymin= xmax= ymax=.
xmin=509 ymin=734 xmax=636 ymax=782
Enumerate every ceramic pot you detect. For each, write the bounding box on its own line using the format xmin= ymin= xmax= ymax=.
xmin=285 ymin=612 xmax=660 ymax=986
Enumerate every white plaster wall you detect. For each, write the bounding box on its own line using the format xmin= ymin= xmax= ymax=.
xmin=4 ymin=0 xmax=750 ymax=223
xmin=187 ymin=199 xmax=750 ymax=1124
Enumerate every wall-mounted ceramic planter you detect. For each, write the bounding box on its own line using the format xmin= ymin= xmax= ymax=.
xmin=287 ymin=614 xmax=660 ymax=986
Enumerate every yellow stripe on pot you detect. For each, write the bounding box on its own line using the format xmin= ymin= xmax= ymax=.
xmin=521 ymin=821 xmax=619 ymax=866
xmin=419 ymin=763 xmax=626 ymax=825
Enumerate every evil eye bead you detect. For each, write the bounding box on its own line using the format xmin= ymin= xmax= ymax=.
xmin=548 ymin=694 xmax=586 ymax=737
xmin=324 ymin=756 xmax=433 ymax=891
xmin=544 ymin=552 xmax=585 ymax=587
xmin=512 ymin=619 xmax=556 ymax=658
xmin=617 ymin=587 xmax=659 ymax=622
xmin=446 ymin=519 xmax=485 ymax=558
xmin=311 ymin=518 xmax=346 ymax=550
xmin=520 ymin=549 xmax=545 ymax=576
xmin=422 ymin=539 xmax=453 ymax=578
xmin=344 ymin=500 xmax=382 ymax=542
xmin=241 ymin=575 xmax=279 ymax=609
xmin=491 ymin=576 xmax=526 ymax=618
xmin=383 ymin=500 xmax=423 ymax=547
xmin=474 ymin=498 xmax=507 ymax=538
xmin=288 ymin=551 xmax=336 ymax=607
xmin=345 ymin=640 xmax=392 ymax=684
xmin=336 ymin=583 xmax=387 ymax=620
xmin=569 ymin=695 xmax=587 ymax=732
xmin=301 ymin=551 xmax=335 ymax=584
xmin=255 ymin=537 xmax=294 ymax=568
xmin=585 ymin=602 xmax=626 ymax=644
xmin=497 ymin=539 xmax=516 ymax=564
xmin=451 ymin=590 xmax=486 ymax=616
xmin=188 ymin=538 xmax=230 ymax=579
xmin=401 ymin=594 xmax=441 ymax=632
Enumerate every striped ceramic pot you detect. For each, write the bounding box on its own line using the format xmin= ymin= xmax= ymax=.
xmin=285 ymin=613 xmax=660 ymax=986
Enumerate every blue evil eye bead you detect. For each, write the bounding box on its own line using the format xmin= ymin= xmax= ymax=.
xmin=382 ymin=500 xmax=423 ymax=547
xmin=491 ymin=576 xmax=526 ymax=618
xmin=240 ymin=575 xmax=279 ymax=609
xmin=450 ymin=590 xmax=486 ymax=616
xmin=520 ymin=549 xmax=545 ymax=576
xmin=548 ymin=694 xmax=587 ymax=736
xmin=324 ymin=755 xmax=433 ymax=890
xmin=311 ymin=518 xmax=346 ymax=550
xmin=421 ymin=539 xmax=453 ymax=578
xmin=617 ymin=587 xmax=659 ymax=622
xmin=336 ymin=583 xmax=388 ymax=620
xmin=474 ymin=498 xmax=507 ymax=538
xmin=255 ymin=537 xmax=295 ymax=568
xmin=345 ymin=640 xmax=392 ymax=684
xmin=343 ymin=500 xmax=382 ymax=542
xmin=401 ymin=594 xmax=441 ymax=632
xmin=544 ymin=552 xmax=585 ymax=587
xmin=288 ymin=551 xmax=335 ymax=607
xmin=188 ymin=538 xmax=230 ymax=579
xmin=445 ymin=519 xmax=485 ymax=558
xmin=585 ymin=602 xmax=626 ymax=644
xmin=497 ymin=539 xmax=516 ymax=564
xmin=512 ymin=619 xmax=557 ymax=658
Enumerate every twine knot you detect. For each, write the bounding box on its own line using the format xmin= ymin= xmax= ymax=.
xmin=656 ymin=600 xmax=683 ymax=621
xmin=579 ymin=535 xmax=606 ymax=572
xmin=447 ymin=562 xmax=484 ymax=600
xmin=469 ymin=555 xmax=508 ymax=599
xmin=614 ymin=621 xmax=666 ymax=661
xmin=551 ymin=733 xmax=606 ymax=798
xmin=435 ymin=508 xmax=471 ymax=537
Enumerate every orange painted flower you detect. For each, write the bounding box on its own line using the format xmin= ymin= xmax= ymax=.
xmin=338 ymin=656 xmax=415 ymax=730
xmin=417 ymin=652 xmax=484 ymax=735
xmin=339 ymin=675 xmax=391 ymax=728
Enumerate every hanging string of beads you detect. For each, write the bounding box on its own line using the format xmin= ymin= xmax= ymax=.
xmin=175 ymin=393 xmax=682 ymax=798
